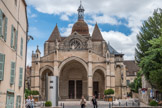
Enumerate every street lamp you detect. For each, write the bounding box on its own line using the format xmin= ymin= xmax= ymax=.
xmin=27 ymin=35 xmax=34 ymax=43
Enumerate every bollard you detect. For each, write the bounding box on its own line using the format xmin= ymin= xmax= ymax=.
xmin=119 ymin=102 xmax=120 ymax=106
xmin=126 ymin=102 xmax=127 ymax=106
xmin=63 ymin=103 xmax=64 ymax=108
xmin=132 ymin=102 xmax=134 ymax=106
xmin=112 ymin=102 xmax=113 ymax=106
xmin=109 ymin=103 xmax=111 ymax=108
xmin=138 ymin=101 xmax=140 ymax=106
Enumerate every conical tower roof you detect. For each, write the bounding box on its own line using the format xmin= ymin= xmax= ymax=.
xmin=47 ymin=24 xmax=61 ymax=42
xmin=92 ymin=23 xmax=104 ymax=41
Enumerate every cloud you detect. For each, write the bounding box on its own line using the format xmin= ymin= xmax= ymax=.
xmin=60 ymin=14 xmax=69 ymax=21
xmin=26 ymin=0 xmax=162 ymax=61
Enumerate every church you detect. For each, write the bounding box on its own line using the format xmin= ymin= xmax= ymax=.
xmin=30 ymin=2 xmax=127 ymax=101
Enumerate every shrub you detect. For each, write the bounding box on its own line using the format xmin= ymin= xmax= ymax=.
xmin=149 ymin=100 xmax=158 ymax=106
xmin=104 ymin=89 xmax=114 ymax=95
xmin=31 ymin=90 xmax=39 ymax=95
xmin=25 ymin=89 xmax=40 ymax=99
xmin=45 ymin=101 xmax=52 ymax=107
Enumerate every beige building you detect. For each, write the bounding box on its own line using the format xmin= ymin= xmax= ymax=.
xmin=0 ymin=0 xmax=27 ymax=108
xmin=124 ymin=60 xmax=139 ymax=95
xmin=31 ymin=3 xmax=127 ymax=101
xmin=25 ymin=66 xmax=32 ymax=90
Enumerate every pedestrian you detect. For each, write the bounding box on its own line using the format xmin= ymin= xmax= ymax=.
xmin=80 ymin=96 xmax=86 ymax=108
xmin=92 ymin=95 xmax=98 ymax=108
xmin=26 ymin=96 xmax=31 ymax=108
xmin=30 ymin=95 xmax=35 ymax=108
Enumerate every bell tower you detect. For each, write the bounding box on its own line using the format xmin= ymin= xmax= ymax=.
xmin=77 ymin=0 xmax=85 ymax=21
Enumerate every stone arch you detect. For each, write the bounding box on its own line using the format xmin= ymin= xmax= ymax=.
xmin=92 ymin=66 xmax=106 ymax=77
xmin=39 ymin=65 xmax=54 ymax=101
xmin=92 ymin=66 xmax=106 ymax=99
xmin=40 ymin=65 xmax=54 ymax=76
xmin=58 ymin=56 xmax=88 ymax=75
xmin=59 ymin=57 xmax=88 ymax=99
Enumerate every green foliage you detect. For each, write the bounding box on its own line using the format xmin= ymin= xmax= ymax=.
xmin=135 ymin=8 xmax=162 ymax=91
xmin=104 ymin=89 xmax=114 ymax=95
xmin=45 ymin=101 xmax=52 ymax=107
xmin=140 ymin=36 xmax=162 ymax=90
xmin=149 ymin=100 xmax=158 ymax=106
xmin=135 ymin=8 xmax=162 ymax=63
xmin=25 ymin=89 xmax=39 ymax=99
xmin=129 ymin=71 xmax=142 ymax=93
xmin=31 ymin=90 xmax=39 ymax=95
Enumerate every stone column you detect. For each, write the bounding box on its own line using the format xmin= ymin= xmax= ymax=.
xmin=54 ymin=50 xmax=59 ymax=76
xmin=110 ymin=57 xmax=115 ymax=98
xmin=45 ymin=73 xmax=48 ymax=101
xmin=88 ymin=50 xmax=93 ymax=100
xmin=106 ymin=62 xmax=111 ymax=89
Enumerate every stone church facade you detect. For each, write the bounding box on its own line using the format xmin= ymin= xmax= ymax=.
xmin=30 ymin=3 xmax=127 ymax=100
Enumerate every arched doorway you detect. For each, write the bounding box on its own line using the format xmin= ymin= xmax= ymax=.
xmin=40 ymin=68 xmax=53 ymax=100
xmin=59 ymin=60 xmax=88 ymax=99
xmin=93 ymin=69 xmax=105 ymax=99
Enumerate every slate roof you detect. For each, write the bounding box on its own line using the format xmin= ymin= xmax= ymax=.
xmin=47 ymin=24 xmax=61 ymax=42
xmin=107 ymin=43 xmax=122 ymax=55
xmin=92 ymin=23 xmax=104 ymax=41
xmin=124 ymin=60 xmax=140 ymax=76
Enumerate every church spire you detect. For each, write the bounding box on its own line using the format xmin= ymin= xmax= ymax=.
xmin=47 ymin=24 xmax=61 ymax=42
xmin=92 ymin=23 xmax=104 ymax=41
xmin=77 ymin=0 xmax=85 ymax=21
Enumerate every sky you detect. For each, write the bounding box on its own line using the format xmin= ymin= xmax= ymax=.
xmin=26 ymin=0 xmax=162 ymax=66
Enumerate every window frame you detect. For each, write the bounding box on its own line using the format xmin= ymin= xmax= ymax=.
xmin=0 ymin=9 xmax=8 ymax=42
xmin=0 ymin=53 xmax=5 ymax=81
xmin=10 ymin=62 xmax=15 ymax=85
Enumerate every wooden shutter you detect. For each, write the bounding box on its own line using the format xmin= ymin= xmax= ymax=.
xmin=0 ymin=9 xmax=2 ymax=36
xmin=19 ymin=68 xmax=23 ymax=87
xmin=11 ymin=25 xmax=14 ymax=48
xmin=15 ymin=30 xmax=18 ymax=50
xmin=20 ymin=38 xmax=23 ymax=56
xmin=4 ymin=17 xmax=8 ymax=41
xmin=16 ymin=95 xmax=21 ymax=108
xmin=16 ymin=95 xmax=18 ymax=108
xmin=10 ymin=62 xmax=15 ymax=84
xmin=0 ymin=53 xmax=5 ymax=80
xmin=19 ymin=96 xmax=21 ymax=108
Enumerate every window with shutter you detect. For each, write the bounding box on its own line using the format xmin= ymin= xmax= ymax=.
xmin=6 ymin=92 xmax=15 ymax=108
xmin=0 ymin=9 xmax=3 ymax=37
xmin=0 ymin=9 xmax=8 ymax=42
xmin=10 ymin=62 xmax=15 ymax=84
xmin=11 ymin=25 xmax=14 ymax=48
xmin=19 ymin=68 xmax=23 ymax=87
xmin=15 ymin=30 xmax=18 ymax=50
xmin=0 ymin=53 xmax=5 ymax=81
xmin=20 ymin=37 xmax=23 ymax=56
xmin=16 ymin=95 xmax=21 ymax=108
xmin=10 ymin=25 xmax=18 ymax=50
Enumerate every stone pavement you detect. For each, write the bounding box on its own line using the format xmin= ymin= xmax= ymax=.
xmin=59 ymin=101 xmax=111 ymax=108
xmin=35 ymin=99 xmax=149 ymax=108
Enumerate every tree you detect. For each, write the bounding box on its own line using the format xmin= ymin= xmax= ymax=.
xmin=140 ymin=36 xmax=162 ymax=90
xmin=135 ymin=8 xmax=162 ymax=63
xmin=129 ymin=71 xmax=142 ymax=93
